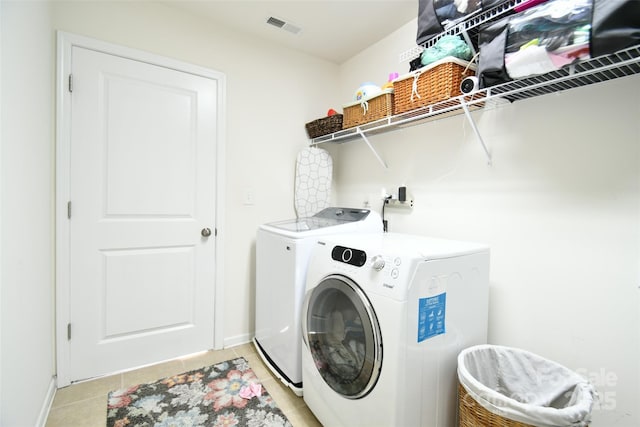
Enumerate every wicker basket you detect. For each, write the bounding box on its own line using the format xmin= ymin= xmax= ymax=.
xmin=305 ymin=114 xmax=344 ymax=138
xmin=458 ymin=382 xmax=589 ymax=427
xmin=342 ymin=89 xmax=394 ymax=129
xmin=458 ymin=383 xmax=535 ymax=427
xmin=393 ymin=57 xmax=476 ymax=115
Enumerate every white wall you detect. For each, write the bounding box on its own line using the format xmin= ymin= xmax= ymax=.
xmin=1 ymin=1 xmax=56 ymax=426
xmin=1 ymin=0 xmax=341 ymax=423
xmin=49 ymin=1 xmax=341 ymax=347
xmin=334 ymin=19 xmax=640 ymax=427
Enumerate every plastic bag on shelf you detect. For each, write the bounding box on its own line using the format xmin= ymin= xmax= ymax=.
xmin=420 ymin=35 xmax=473 ymax=66
xmin=477 ymin=0 xmax=592 ymax=87
xmin=477 ymin=0 xmax=640 ymax=88
xmin=504 ymin=0 xmax=591 ymax=78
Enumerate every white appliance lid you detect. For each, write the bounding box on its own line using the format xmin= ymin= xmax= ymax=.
xmin=266 ymin=207 xmax=372 ymax=232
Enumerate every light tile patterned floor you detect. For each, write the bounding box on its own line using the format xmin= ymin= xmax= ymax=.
xmin=45 ymin=343 xmax=322 ymax=427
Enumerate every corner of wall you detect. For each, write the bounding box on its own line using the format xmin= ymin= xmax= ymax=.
xmin=1 ymin=1 xmax=56 ymax=425
xmin=35 ymin=377 xmax=57 ymax=427
xmin=0 ymin=0 xmax=4 ymax=419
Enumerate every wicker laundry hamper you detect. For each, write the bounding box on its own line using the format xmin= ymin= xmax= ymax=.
xmin=459 ymin=383 xmax=537 ymax=427
xmin=457 ymin=345 xmax=595 ymax=427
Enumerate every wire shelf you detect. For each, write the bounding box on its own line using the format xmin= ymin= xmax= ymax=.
xmin=311 ymin=44 xmax=640 ymax=146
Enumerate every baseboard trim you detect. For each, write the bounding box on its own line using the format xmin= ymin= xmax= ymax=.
xmin=223 ymin=333 xmax=252 ymax=349
xmin=36 ymin=376 xmax=57 ymax=427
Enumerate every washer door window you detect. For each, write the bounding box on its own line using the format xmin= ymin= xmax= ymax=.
xmin=304 ymin=274 xmax=382 ymax=399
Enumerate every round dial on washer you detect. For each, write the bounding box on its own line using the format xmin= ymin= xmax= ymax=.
xmin=371 ymin=255 xmax=385 ymax=271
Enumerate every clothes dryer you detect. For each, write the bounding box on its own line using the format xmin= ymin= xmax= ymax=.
xmin=301 ymin=233 xmax=489 ymax=426
xmin=254 ymin=208 xmax=382 ymax=396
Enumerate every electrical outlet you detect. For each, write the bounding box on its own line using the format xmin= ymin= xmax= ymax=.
xmin=385 ymin=198 xmax=414 ymax=209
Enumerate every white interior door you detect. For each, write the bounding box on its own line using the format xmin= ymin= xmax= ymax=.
xmin=64 ymin=44 xmax=220 ymax=382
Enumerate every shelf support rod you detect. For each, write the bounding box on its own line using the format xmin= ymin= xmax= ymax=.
xmin=460 ymin=99 xmax=492 ymax=165
xmin=357 ymin=128 xmax=388 ymax=169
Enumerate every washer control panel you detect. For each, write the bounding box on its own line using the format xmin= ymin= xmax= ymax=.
xmin=328 ymin=244 xmax=410 ymax=300
xmin=373 ymin=255 xmax=402 ymax=283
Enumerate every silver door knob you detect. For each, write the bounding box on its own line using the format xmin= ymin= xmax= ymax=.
xmin=201 ymin=228 xmax=212 ymax=237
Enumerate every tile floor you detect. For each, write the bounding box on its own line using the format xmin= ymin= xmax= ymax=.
xmin=45 ymin=343 xmax=322 ymax=427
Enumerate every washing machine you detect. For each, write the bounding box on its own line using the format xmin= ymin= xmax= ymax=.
xmin=301 ymin=233 xmax=489 ymax=426
xmin=253 ymin=207 xmax=382 ymax=396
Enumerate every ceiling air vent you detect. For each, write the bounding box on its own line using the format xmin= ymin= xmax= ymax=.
xmin=266 ymin=16 xmax=286 ymax=28
xmin=266 ymin=16 xmax=302 ymax=35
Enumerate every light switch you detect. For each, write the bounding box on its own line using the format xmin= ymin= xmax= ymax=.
xmin=244 ymin=188 xmax=255 ymax=206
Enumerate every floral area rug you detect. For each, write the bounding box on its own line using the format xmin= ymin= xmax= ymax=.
xmin=107 ymin=356 xmax=292 ymax=427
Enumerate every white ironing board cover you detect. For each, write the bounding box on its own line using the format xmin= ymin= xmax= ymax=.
xmin=294 ymin=147 xmax=332 ymax=218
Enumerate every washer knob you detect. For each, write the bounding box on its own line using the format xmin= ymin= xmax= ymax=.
xmin=371 ymin=255 xmax=385 ymax=271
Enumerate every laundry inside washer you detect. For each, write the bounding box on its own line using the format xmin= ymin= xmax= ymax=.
xmin=305 ymin=275 xmax=380 ymax=398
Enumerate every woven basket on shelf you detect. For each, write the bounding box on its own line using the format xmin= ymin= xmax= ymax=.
xmin=305 ymin=114 xmax=343 ymax=138
xmin=342 ymin=90 xmax=394 ymax=129
xmin=393 ymin=57 xmax=476 ymax=115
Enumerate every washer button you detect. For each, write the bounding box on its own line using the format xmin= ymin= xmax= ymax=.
xmin=391 ymin=268 xmax=399 ymax=279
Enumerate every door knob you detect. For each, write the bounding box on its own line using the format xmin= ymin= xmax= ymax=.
xmin=201 ymin=228 xmax=212 ymax=237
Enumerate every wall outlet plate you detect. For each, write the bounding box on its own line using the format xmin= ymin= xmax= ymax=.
xmin=385 ymin=199 xmax=413 ymax=209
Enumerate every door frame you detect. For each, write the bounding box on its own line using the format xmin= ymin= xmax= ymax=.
xmin=55 ymin=31 xmax=226 ymax=386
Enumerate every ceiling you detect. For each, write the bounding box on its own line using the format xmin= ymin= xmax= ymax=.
xmin=160 ymin=0 xmax=418 ymax=64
